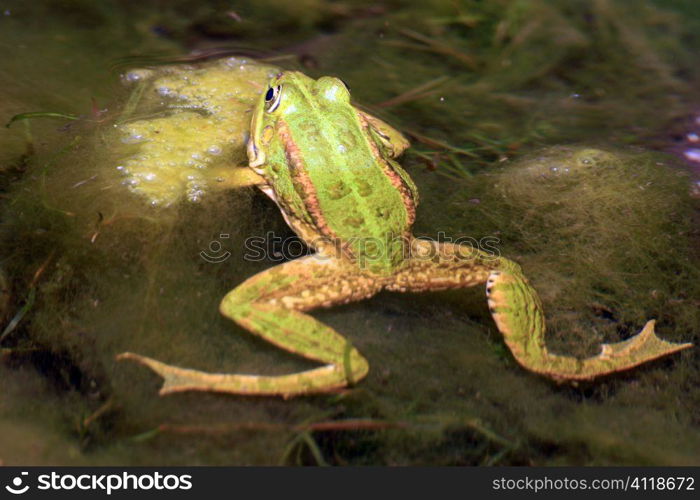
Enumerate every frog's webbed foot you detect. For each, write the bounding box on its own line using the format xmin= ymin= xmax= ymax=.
xmin=118 ymin=255 xmax=382 ymax=397
xmin=485 ymin=270 xmax=692 ymax=381
xmin=389 ymin=239 xmax=692 ymax=381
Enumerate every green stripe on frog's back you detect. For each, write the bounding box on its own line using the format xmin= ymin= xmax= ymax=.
xmin=282 ymin=102 xmax=416 ymax=275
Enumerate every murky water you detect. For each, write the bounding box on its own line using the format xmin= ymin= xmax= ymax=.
xmin=1 ymin=0 xmax=698 ymax=465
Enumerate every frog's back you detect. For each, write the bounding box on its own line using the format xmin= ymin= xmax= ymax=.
xmin=294 ymin=107 xmax=417 ymax=274
xmin=257 ymin=72 xmax=418 ymax=274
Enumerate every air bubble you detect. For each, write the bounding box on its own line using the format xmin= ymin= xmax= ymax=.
xmin=121 ymin=133 xmax=145 ymax=144
xmin=683 ymin=148 xmax=700 ymax=163
xmin=225 ymin=57 xmax=246 ymax=68
xmin=122 ymin=69 xmax=152 ymax=83
xmin=157 ymin=86 xmax=175 ymax=97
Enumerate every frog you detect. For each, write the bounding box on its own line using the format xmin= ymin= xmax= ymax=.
xmin=118 ymin=71 xmax=692 ymax=396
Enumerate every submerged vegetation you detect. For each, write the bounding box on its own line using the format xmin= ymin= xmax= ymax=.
xmin=1 ymin=0 xmax=699 ymax=465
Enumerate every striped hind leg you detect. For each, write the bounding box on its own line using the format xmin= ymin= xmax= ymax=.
xmin=118 ymin=254 xmax=382 ymax=397
xmin=388 ymin=239 xmax=692 ymax=380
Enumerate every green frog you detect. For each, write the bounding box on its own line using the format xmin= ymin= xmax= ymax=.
xmin=118 ymin=71 xmax=692 ymax=396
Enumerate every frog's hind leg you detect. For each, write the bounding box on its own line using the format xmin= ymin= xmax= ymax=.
xmin=483 ymin=266 xmax=692 ymax=380
xmin=118 ymin=254 xmax=382 ymax=397
xmin=388 ymin=239 xmax=692 ymax=381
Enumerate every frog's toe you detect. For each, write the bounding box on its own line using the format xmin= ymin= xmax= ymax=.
xmin=597 ymin=319 xmax=693 ymax=362
xmin=116 ymin=352 xmax=183 ymax=394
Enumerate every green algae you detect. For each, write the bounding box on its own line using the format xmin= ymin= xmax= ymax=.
xmin=436 ymin=147 xmax=699 ymax=358
xmin=1 ymin=0 xmax=699 ymax=466
xmin=114 ymin=59 xmax=278 ymax=206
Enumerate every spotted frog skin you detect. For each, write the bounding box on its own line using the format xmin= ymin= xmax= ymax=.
xmin=119 ymin=72 xmax=692 ymax=396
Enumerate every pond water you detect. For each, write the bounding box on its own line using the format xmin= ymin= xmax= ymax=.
xmin=1 ymin=0 xmax=698 ymax=465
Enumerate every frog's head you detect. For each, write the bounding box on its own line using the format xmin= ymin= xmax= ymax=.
xmin=247 ymin=71 xmax=353 ymax=168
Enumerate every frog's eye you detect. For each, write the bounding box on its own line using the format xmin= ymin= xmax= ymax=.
xmin=264 ymin=85 xmax=282 ymax=113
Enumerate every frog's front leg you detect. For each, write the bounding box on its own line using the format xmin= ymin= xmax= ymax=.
xmin=118 ymin=254 xmax=382 ymax=397
xmin=388 ymin=240 xmax=692 ymax=381
xmin=207 ymin=166 xmax=266 ymax=190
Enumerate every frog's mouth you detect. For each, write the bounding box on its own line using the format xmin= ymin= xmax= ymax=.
xmin=247 ymin=96 xmax=266 ymax=169
xmin=247 ymin=137 xmax=264 ymax=168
